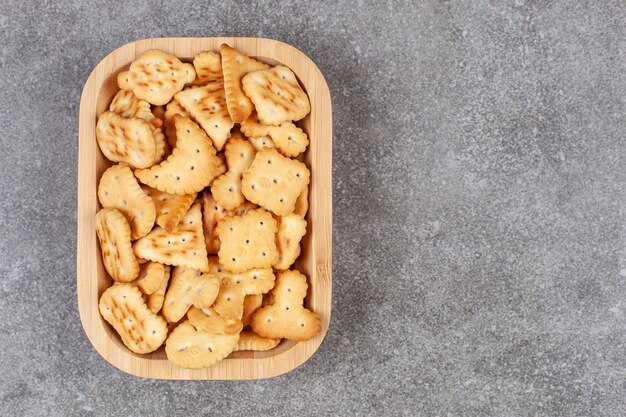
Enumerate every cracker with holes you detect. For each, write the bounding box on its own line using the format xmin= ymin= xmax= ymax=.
xmin=211 ymin=137 xmax=256 ymax=210
xmin=133 ymin=203 xmax=209 ymax=272
xmin=241 ymin=148 xmax=310 ymax=216
xmin=96 ymin=111 xmax=158 ymax=169
xmin=162 ymin=266 xmax=220 ymax=322
xmin=99 ymin=284 xmax=168 ymax=354
xmin=96 ymin=208 xmax=139 ymax=282
xmin=242 ymin=65 xmax=310 ymax=125
xmin=209 ymin=256 xmax=275 ymax=319
xmin=274 ymin=214 xmax=307 ymax=271
xmin=147 ymin=265 xmax=170 ymax=314
xmin=187 ymin=307 xmax=243 ymax=335
xmin=118 ymin=50 xmax=196 ymax=106
xmin=135 ymin=115 xmax=221 ymax=195
xmin=175 ymin=81 xmax=234 ymax=151
xmin=201 ymin=192 xmax=257 ymax=254
xmin=251 ymin=270 xmax=320 ymax=341
xmin=98 ymin=164 xmax=156 ymax=240
xmin=216 ymin=208 xmax=279 ymax=273
xmin=164 ymin=98 xmax=190 ymax=148
xmin=130 ymin=261 xmax=166 ymax=295
xmin=192 ymin=51 xmax=223 ymax=85
xmin=235 ymin=330 xmax=281 ymax=352
xmin=220 ymin=43 xmax=270 ymax=123
xmin=248 ymin=136 xmax=275 ymax=152
xmin=294 ymin=186 xmax=309 ymax=218
xmin=241 ymin=113 xmax=309 ymax=157
xmin=165 ymin=320 xmax=239 ymax=369
xmin=141 ymin=185 xmax=196 ymax=233
xmin=241 ymin=294 xmax=263 ymax=326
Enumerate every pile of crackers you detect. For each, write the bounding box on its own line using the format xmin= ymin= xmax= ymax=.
xmin=94 ymin=45 xmax=320 ymax=369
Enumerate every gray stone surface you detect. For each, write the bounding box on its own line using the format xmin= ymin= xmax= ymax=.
xmin=0 ymin=0 xmax=624 ymax=415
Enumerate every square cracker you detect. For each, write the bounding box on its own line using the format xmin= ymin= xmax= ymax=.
xmin=175 ymin=81 xmax=234 ymax=151
xmin=220 ymin=44 xmax=270 ymax=123
xmin=241 ymin=148 xmax=310 ymax=216
xmin=242 ymin=65 xmax=310 ymax=125
xmin=216 ymin=208 xmax=279 ymax=273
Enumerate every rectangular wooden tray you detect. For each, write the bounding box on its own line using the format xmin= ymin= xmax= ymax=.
xmin=77 ymin=37 xmax=332 ymax=380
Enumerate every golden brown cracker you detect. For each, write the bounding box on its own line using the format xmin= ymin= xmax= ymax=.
xmin=130 ymin=261 xmax=166 ymax=295
xmin=201 ymin=192 xmax=257 ymax=254
xmin=241 ymin=148 xmax=310 ymax=216
xmin=96 ymin=111 xmax=156 ymax=169
xmin=175 ymin=81 xmax=234 ymax=151
xmin=240 ymin=114 xmax=308 ymax=157
xmin=98 ymin=164 xmax=156 ymax=240
xmin=248 ymin=136 xmax=275 ymax=152
xmin=141 ymin=185 xmax=196 ymax=233
xmin=242 ymin=65 xmax=310 ymax=125
xmin=162 ymin=266 xmax=221 ymax=323
xmin=192 ymin=51 xmax=223 ymax=85
xmin=135 ymin=115 xmax=221 ymax=195
xmin=210 ymin=137 xmax=257 ymax=210
xmin=109 ymin=90 xmax=162 ymax=130
xmin=133 ymin=203 xmax=209 ymax=272
xmin=274 ymin=214 xmax=307 ymax=271
xmin=117 ymin=49 xmax=195 ymax=105
xmin=234 ymin=330 xmax=281 ymax=352
xmin=225 ymin=136 xmax=256 ymax=176
xmin=165 ymin=320 xmax=239 ymax=369
xmin=187 ymin=306 xmax=242 ymax=335
xmin=241 ymin=294 xmax=263 ymax=326
xmin=147 ymin=265 xmax=171 ymax=314
xmin=164 ymin=98 xmax=190 ymax=148
xmin=95 ymin=208 xmax=139 ymax=283
xmin=250 ymin=270 xmax=320 ymax=341
xmin=216 ymin=208 xmax=279 ymax=273
xmin=220 ymin=43 xmax=270 ymax=123
xmin=294 ymin=185 xmax=309 ymax=218
xmin=99 ymin=284 xmax=168 ymax=354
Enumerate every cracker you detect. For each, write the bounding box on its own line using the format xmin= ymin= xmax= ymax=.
xmin=99 ymin=284 xmax=168 ymax=354
xmin=210 ymin=137 xmax=256 ymax=210
xmin=274 ymin=214 xmax=307 ymax=271
xmin=165 ymin=320 xmax=239 ymax=369
xmin=216 ymin=208 xmax=279 ymax=273
xmin=241 ymin=114 xmax=308 ymax=157
xmin=130 ymin=261 xmax=166 ymax=295
xmin=241 ymin=294 xmax=263 ymax=326
xmin=141 ymin=185 xmax=196 ymax=233
xmin=147 ymin=265 xmax=171 ymax=314
xmin=201 ymin=192 xmax=257 ymax=254
xmin=95 ymin=208 xmax=139 ymax=282
xmin=294 ymin=185 xmax=309 ymax=218
xmin=187 ymin=306 xmax=242 ymax=335
xmin=234 ymin=330 xmax=281 ymax=352
xmin=96 ymin=111 xmax=156 ymax=169
xmin=135 ymin=115 xmax=221 ymax=195
xmin=192 ymin=51 xmax=223 ymax=85
xmin=133 ymin=203 xmax=209 ymax=272
xmin=209 ymin=257 xmax=275 ymax=319
xmin=248 ymin=136 xmax=275 ymax=152
xmin=242 ymin=65 xmax=310 ymax=125
xmin=251 ymin=270 xmax=321 ymax=341
xmin=175 ymin=81 xmax=234 ymax=151
xmin=220 ymin=43 xmax=270 ymax=123
xmin=109 ymin=90 xmax=162 ymax=130
xmin=241 ymin=148 xmax=310 ymax=216
xmin=98 ymin=164 xmax=156 ymax=240
xmin=162 ymin=266 xmax=221 ymax=322
xmin=164 ymin=99 xmax=190 ymax=148
xmin=118 ymin=49 xmax=196 ymax=105
xmin=215 ymin=151 xmax=228 ymax=177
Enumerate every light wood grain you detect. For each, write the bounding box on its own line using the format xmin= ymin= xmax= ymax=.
xmin=77 ymin=37 xmax=332 ymax=380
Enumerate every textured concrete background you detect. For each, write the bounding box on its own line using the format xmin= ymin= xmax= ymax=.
xmin=1 ymin=0 xmax=624 ymax=415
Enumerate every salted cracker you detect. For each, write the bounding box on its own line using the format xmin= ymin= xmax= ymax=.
xmin=98 ymin=164 xmax=156 ymax=240
xmin=241 ymin=294 xmax=263 ymax=326
xmin=96 ymin=111 xmax=156 ymax=169
xmin=241 ymin=148 xmax=310 ymax=216
xmin=248 ymin=136 xmax=275 ymax=152
xmin=133 ymin=203 xmax=209 ymax=272
xmin=242 ymin=65 xmax=310 ymax=125
xmin=118 ymin=49 xmax=196 ymax=105
xmin=201 ymin=192 xmax=257 ymax=254
xmin=147 ymin=265 xmax=171 ymax=314
xmin=163 ymin=98 xmax=190 ymax=148
xmin=220 ymin=43 xmax=270 ymax=123
xmin=95 ymin=208 xmax=139 ymax=282
xmin=210 ymin=137 xmax=256 ymax=210
xmin=129 ymin=261 xmax=166 ymax=295
xmin=250 ymin=270 xmax=321 ymax=341
xmin=294 ymin=186 xmax=309 ymax=218
xmin=274 ymin=214 xmax=307 ymax=271
xmin=187 ymin=306 xmax=243 ymax=335
xmin=161 ymin=266 xmax=221 ymax=323
xmin=192 ymin=51 xmax=223 ymax=85
xmin=241 ymin=113 xmax=308 ymax=157
xmin=175 ymin=81 xmax=234 ymax=151
xmin=234 ymin=330 xmax=281 ymax=352
xmin=99 ymin=284 xmax=168 ymax=354
xmin=135 ymin=115 xmax=221 ymax=195
xmin=141 ymin=185 xmax=196 ymax=233
xmin=109 ymin=90 xmax=162 ymax=130
xmin=216 ymin=208 xmax=279 ymax=273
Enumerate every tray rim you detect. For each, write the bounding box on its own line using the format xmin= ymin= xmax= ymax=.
xmin=76 ymin=36 xmax=332 ymax=380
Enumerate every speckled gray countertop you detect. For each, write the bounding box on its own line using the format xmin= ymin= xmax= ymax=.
xmin=1 ymin=1 xmax=624 ymax=416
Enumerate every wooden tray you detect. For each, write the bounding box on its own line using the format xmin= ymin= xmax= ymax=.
xmin=76 ymin=37 xmax=332 ymax=380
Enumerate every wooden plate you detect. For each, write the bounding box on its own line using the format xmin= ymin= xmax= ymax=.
xmin=76 ymin=37 xmax=332 ymax=380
